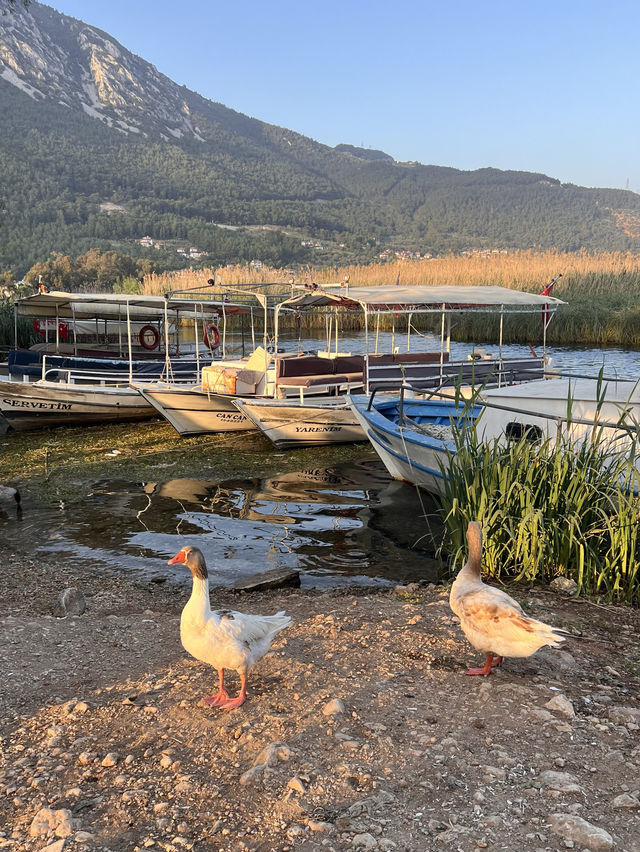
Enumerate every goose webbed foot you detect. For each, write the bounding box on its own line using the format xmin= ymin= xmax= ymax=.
xmin=203 ymin=690 xmax=231 ymax=707
xmin=465 ymin=652 xmax=501 ymax=676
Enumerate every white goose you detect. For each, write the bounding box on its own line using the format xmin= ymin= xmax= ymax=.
xmin=449 ymin=522 xmax=566 ymax=676
xmin=168 ymin=545 xmax=291 ymax=709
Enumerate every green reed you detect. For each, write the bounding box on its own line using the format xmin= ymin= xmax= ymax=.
xmin=437 ymin=396 xmax=640 ymax=605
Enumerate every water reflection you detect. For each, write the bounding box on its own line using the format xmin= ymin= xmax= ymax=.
xmin=4 ymin=458 xmax=444 ymax=588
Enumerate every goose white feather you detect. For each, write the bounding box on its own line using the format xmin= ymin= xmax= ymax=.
xmin=450 ymin=522 xmax=565 ymax=675
xmin=169 ymin=545 xmax=291 ymax=708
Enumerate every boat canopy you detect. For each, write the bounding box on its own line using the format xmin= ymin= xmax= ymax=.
xmin=14 ymin=291 xmax=250 ymax=320
xmin=280 ymin=284 xmax=566 ymax=314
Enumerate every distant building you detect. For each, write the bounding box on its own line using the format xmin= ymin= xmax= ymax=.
xmin=139 ymin=236 xmax=154 ymax=247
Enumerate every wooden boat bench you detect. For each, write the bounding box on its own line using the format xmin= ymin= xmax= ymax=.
xmin=275 ymin=354 xmax=364 ymax=389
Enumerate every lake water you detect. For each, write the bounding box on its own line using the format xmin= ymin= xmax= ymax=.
xmin=1 ymin=455 xmax=445 ymax=589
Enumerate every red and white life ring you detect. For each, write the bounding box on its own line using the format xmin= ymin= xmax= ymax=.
xmin=139 ymin=325 xmax=160 ymax=350
xmin=203 ymin=322 xmax=221 ymax=351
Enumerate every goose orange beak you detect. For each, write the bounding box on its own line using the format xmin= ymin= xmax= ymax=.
xmin=168 ymin=550 xmax=186 ymax=565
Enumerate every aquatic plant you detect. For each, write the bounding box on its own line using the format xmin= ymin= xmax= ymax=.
xmin=437 ymin=397 xmax=640 ymax=605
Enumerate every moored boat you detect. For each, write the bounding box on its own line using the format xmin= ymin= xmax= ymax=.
xmin=234 ymin=282 xmax=561 ymax=449
xmin=349 ymin=372 xmax=640 ymax=494
xmin=0 ymin=289 xmax=247 ymax=431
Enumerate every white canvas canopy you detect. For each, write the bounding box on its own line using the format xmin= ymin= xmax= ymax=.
xmin=14 ymin=291 xmax=248 ymax=320
xmin=281 ymin=284 xmax=565 ymax=313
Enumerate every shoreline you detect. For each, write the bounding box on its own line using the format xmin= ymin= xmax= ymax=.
xmin=1 ymin=542 xmax=639 ymax=851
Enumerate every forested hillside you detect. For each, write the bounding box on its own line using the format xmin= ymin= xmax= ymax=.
xmin=2 ymin=1 xmax=640 ymax=278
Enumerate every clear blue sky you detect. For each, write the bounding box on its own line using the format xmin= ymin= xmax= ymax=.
xmin=47 ymin=0 xmax=640 ymax=192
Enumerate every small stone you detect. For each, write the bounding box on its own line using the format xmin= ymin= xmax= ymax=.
xmin=547 ymin=814 xmax=613 ymax=851
xmin=52 ymin=587 xmax=86 ymax=617
xmin=101 ymin=753 xmax=119 ymax=767
xmin=307 ymin=820 xmax=334 ymax=833
xmin=539 ymin=771 xmax=583 ymax=793
xmin=545 ymin=694 xmax=575 ymax=718
xmin=482 ymin=766 xmax=506 ymax=781
xmin=30 ymin=807 xmax=58 ymax=837
xmin=54 ymin=811 xmax=73 ymax=838
xmin=352 ymin=833 xmax=378 ymax=850
xmin=42 ymin=841 xmax=66 ymax=852
xmin=550 ymin=577 xmax=578 ymax=595
xmin=73 ymin=701 xmax=90 ymax=714
xmin=322 ymin=698 xmax=345 ymax=716
xmin=74 ymin=831 xmax=95 ymax=843
xmin=287 ymin=776 xmax=306 ymax=794
xmin=239 ymin=765 xmax=265 ymax=785
xmin=611 ymin=792 xmax=640 ymax=809
xmin=608 ymin=706 xmax=640 ymax=727
xmin=77 ymin=752 xmax=93 ymax=765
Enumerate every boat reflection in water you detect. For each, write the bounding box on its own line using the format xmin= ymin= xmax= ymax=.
xmin=45 ymin=460 xmax=445 ymax=588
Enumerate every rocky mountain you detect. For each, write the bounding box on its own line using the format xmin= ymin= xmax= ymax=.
xmin=1 ymin=0 xmax=640 ymax=276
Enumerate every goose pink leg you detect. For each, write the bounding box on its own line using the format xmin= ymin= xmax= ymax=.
xmin=203 ymin=668 xmax=231 ymax=706
xmin=218 ymin=671 xmax=248 ymax=710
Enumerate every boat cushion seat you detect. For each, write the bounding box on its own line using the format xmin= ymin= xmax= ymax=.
xmin=276 ymin=354 xmax=364 ymax=387
xmin=277 ymin=371 xmax=363 ymax=388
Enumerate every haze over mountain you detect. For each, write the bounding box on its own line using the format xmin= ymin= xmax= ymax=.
xmin=1 ymin=0 xmax=640 ymax=277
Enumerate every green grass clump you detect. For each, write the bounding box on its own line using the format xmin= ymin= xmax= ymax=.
xmin=438 ymin=414 xmax=640 ymax=605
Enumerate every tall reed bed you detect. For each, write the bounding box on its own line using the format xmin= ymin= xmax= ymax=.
xmin=437 ymin=415 xmax=640 ymax=605
xmin=140 ymin=251 xmax=640 ymax=347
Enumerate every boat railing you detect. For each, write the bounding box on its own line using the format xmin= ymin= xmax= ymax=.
xmin=42 ymin=364 xmax=202 ymax=386
xmin=378 ymin=383 xmax=640 ymax=439
xmin=365 ymin=355 xmax=546 ymax=394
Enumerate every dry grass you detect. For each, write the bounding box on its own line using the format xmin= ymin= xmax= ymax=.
xmin=140 ymin=252 xmax=640 ymax=345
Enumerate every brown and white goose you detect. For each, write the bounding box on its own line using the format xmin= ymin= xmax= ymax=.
xmin=449 ymin=522 xmax=566 ymax=676
xmin=168 ymin=545 xmax=291 ymax=709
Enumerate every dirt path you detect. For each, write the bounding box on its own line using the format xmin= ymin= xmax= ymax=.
xmin=1 ymin=544 xmax=639 ymax=852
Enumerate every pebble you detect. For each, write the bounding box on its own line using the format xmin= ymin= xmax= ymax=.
xmin=611 ymin=792 xmax=640 ymax=809
xmin=352 ymin=833 xmax=378 ymax=850
xmin=608 ymin=706 xmax=640 ymax=726
xmin=101 ymin=753 xmax=119 ymax=767
xmin=287 ymin=776 xmax=306 ymax=794
xmin=307 ymin=820 xmax=334 ymax=833
xmin=322 ymin=698 xmax=345 ymax=716
xmin=550 ymin=577 xmax=578 ymax=595
xmin=52 ymin=587 xmax=86 ymax=617
xmin=545 ymin=694 xmax=575 ymax=718
xmin=548 ymin=814 xmax=613 ymax=851
xmin=29 ymin=807 xmax=72 ymax=838
xmin=539 ymin=771 xmax=584 ymax=793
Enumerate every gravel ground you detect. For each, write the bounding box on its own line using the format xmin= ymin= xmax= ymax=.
xmin=1 ymin=543 xmax=639 ymax=852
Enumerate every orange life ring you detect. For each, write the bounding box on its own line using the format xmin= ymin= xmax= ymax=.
xmin=203 ymin=322 xmax=221 ymax=351
xmin=139 ymin=325 xmax=160 ymax=350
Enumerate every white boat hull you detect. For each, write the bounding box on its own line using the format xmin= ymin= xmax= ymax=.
xmin=136 ymin=384 xmax=255 ymax=436
xmin=236 ymin=398 xmax=366 ymax=449
xmin=0 ymin=380 xmax=153 ymax=431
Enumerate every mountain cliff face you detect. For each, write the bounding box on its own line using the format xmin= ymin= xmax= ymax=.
xmin=1 ymin=1 xmax=640 ymax=276
xmin=0 ymin=2 xmax=214 ymax=139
